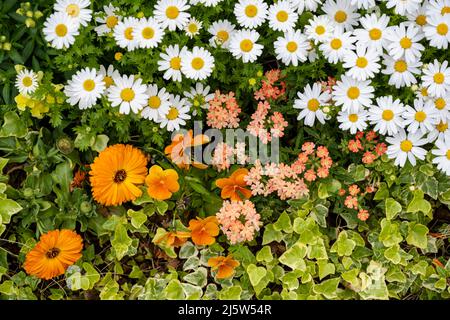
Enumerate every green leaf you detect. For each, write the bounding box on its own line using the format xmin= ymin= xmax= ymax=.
xmin=262 ymin=224 xmax=283 ymax=245
xmin=385 ymin=198 xmax=402 ymax=220
xmin=91 ymin=135 xmax=109 ymax=152
xmin=273 ymin=211 xmax=293 ymax=233
xmin=0 ymin=199 xmax=22 ymax=224
xmin=155 ymin=200 xmax=169 ymax=215
xmin=218 ymin=285 xmax=242 ymax=300
xmin=164 ymin=279 xmax=185 ymax=300
xmin=384 ymin=244 xmax=401 ymax=264
xmin=407 ymin=190 xmax=432 ymax=218
xmin=331 ymin=231 xmax=356 ymax=257
xmin=279 ymin=243 xmax=307 ymax=270
xmin=0 ymin=112 xmax=27 ymax=138
xmin=406 ymin=223 xmax=429 ymax=249
xmin=378 ymin=219 xmax=403 ymax=247
xmin=111 ymin=224 xmax=133 ymax=261
xmin=179 ymin=242 xmax=198 ymax=259
xmin=317 ymin=260 xmax=336 ymax=280
xmin=246 ymin=264 xmax=267 ymax=287
xmin=183 ymin=267 xmax=207 ymax=287
xmin=127 ymin=209 xmax=147 ymax=229
xmin=313 ymin=278 xmax=340 ymax=299
xmin=256 ymin=246 xmax=273 ymax=263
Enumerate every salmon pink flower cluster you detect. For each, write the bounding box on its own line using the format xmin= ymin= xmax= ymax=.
xmin=247 ymin=101 xmax=288 ymax=144
xmin=207 ymin=91 xmax=241 ymax=129
xmin=212 ymin=142 xmax=248 ymax=172
xmin=254 ymin=69 xmax=286 ymax=101
xmin=347 ymin=131 xmax=388 ymax=164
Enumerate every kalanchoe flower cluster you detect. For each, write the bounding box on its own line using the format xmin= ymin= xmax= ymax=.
xmin=247 ymin=101 xmax=288 ymax=144
xmin=216 ymin=200 xmax=261 ymax=244
xmin=254 ymin=69 xmax=286 ymax=101
xmin=291 ymin=142 xmax=333 ymax=181
xmin=319 ymin=76 xmax=337 ymax=94
xmin=207 ymin=90 xmax=241 ymax=129
xmin=339 ymin=183 xmax=377 ymax=222
xmin=347 ymin=131 xmax=388 ymax=164
xmin=212 ymin=142 xmax=248 ymax=172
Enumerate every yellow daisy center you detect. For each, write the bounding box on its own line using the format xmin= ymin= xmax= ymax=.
xmin=434 ymin=72 xmax=445 ymax=84
xmin=356 ymin=57 xmax=368 ymax=68
xmin=106 ymin=15 xmax=118 ymax=28
xmin=167 ymin=107 xmax=179 ymax=120
xmin=240 ymin=39 xmax=254 ymax=52
xmin=394 ymin=60 xmax=408 ymax=73
xmin=347 ymin=87 xmax=360 ymax=99
xmin=415 ymin=111 xmax=427 ymax=122
xmin=148 ymin=96 xmax=161 ymax=109
xmin=442 ymin=7 xmax=450 ymax=15
xmin=55 ymin=24 xmax=68 ymax=37
xmin=447 ymin=150 xmax=450 ymax=160
xmin=217 ymin=30 xmax=229 ymax=42
xmin=334 ymin=10 xmax=347 ymax=23
xmin=437 ymin=23 xmax=449 ymax=35
xmin=120 ymin=88 xmax=135 ymax=102
xmin=276 ymin=10 xmax=288 ymax=22
xmin=436 ymin=121 xmax=448 ymax=132
xmin=315 ymin=25 xmax=325 ymax=35
xmin=83 ymin=79 xmax=96 ymax=92
xmin=191 ymin=57 xmax=205 ymax=70
xmin=166 ymin=6 xmax=179 ymax=19
xmin=66 ymin=4 xmax=80 ymax=17
xmin=142 ymin=27 xmax=155 ymax=39
xmin=22 ymin=76 xmax=33 ymax=87
xmin=382 ymin=109 xmax=394 ymax=121
xmin=245 ymin=5 xmax=258 ymax=18
xmin=421 ymin=87 xmax=428 ymax=97
xmin=286 ymin=41 xmax=298 ymax=53
xmin=103 ymin=76 xmax=114 ymax=88
xmin=400 ymin=140 xmax=413 ymax=152
xmin=307 ymin=99 xmax=320 ymax=111
xmin=435 ymin=98 xmax=446 ymax=110
xmin=400 ymin=37 xmax=412 ymax=49
xmin=330 ymin=38 xmax=342 ymax=50
xmin=415 ymin=15 xmax=427 ymax=26
xmin=369 ymin=28 xmax=382 ymax=40
xmin=124 ymin=27 xmax=134 ymax=40
xmin=348 ymin=113 xmax=358 ymax=123
xmin=188 ymin=23 xmax=198 ymax=33
xmin=170 ymin=57 xmax=181 ymax=70
xmin=114 ymin=52 xmax=123 ymax=61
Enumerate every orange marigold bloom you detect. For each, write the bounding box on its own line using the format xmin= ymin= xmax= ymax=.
xmin=188 ymin=216 xmax=220 ymax=246
xmin=208 ymin=255 xmax=240 ymax=279
xmin=154 ymin=230 xmax=191 ymax=248
xmin=216 ymin=168 xmax=252 ymax=201
xmin=24 ymin=229 xmax=83 ymax=280
xmin=145 ymin=165 xmax=180 ymax=201
xmin=165 ymin=130 xmax=209 ymax=170
xmin=89 ymin=144 xmax=148 ymax=206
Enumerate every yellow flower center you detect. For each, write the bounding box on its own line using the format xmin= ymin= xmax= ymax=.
xmin=166 ymin=6 xmax=179 ymax=19
xmin=240 ymin=39 xmax=254 ymax=52
xmin=330 ymin=38 xmax=342 ymax=50
xmin=245 ymin=5 xmax=258 ymax=18
xmin=434 ymin=72 xmax=445 ymax=84
xmin=170 ymin=57 xmax=181 ymax=70
xmin=106 ymin=15 xmax=118 ymax=28
xmin=148 ymin=96 xmax=161 ymax=109
xmin=142 ymin=27 xmax=155 ymax=39
xmin=442 ymin=7 xmax=450 ymax=14
xmin=446 ymin=150 xmax=450 ymax=160
xmin=191 ymin=57 xmax=204 ymax=70
xmin=166 ymin=107 xmax=179 ymax=120
xmin=286 ymin=41 xmax=298 ymax=53
xmin=334 ymin=10 xmax=347 ymax=23
xmin=347 ymin=87 xmax=360 ymax=99
xmin=315 ymin=25 xmax=325 ymax=35
xmin=307 ymin=99 xmax=320 ymax=111
xmin=421 ymin=87 xmax=428 ymax=97
xmin=348 ymin=114 xmax=358 ymax=123
xmin=66 ymin=4 xmax=80 ymax=17
xmin=415 ymin=111 xmax=427 ymax=122
xmin=120 ymin=88 xmax=135 ymax=102
xmin=188 ymin=23 xmax=198 ymax=33
xmin=415 ymin=15 xmax=427 ymax=26
xmin=55 ymin=24 xmax=68 ymax=37
xmin=114 ymin=52 xmax=123 ymax=61
xmin=356 ymin=57 xmax=368 ymax=68
xmin=22 ymin=76 xmax=33 ymax=87
xmin=435 ymin=98 xmax=446 ymax=110
xmin=382 ymin=109 xmax=394 ymax=121
xmin=104 ymin=76 xmax=114 ymax=88
xmin=83 ymin=79 xmax=96 ymax=92
xmin=394 ymin=60 xmax=408 ymax=73
xmin=436 ymin=121 xmax=448 ymax=132
xmin=400 ymin=140 xmax=413 ymax=152
xmin=216 ymin=30 xmax=229 ymax=42
xmin=276 ymin=10 xmax=288 ymax=22
xmin=437 ymin=23 xmax=449 ymax=35
xmin=400 ymin=37 xmax=412 ymax=49
xmin=124 ymin=27 xmax=134 ymax=40
xmin=369 ymin=28 xmax=382 ymax=40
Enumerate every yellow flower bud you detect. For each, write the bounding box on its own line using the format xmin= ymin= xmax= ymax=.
xmin=14 ymin=64 xmax=25 ymax=73
xmin=114 ymin=52 xmax=123 ymax=61
xmin=46 ymin=95 xmax=56 ymax=104
xmin=25 ymin=18 xmax=35 ymax=28
xmin=26 ymin=11 xmax=33 ymax=17
xmin=137 ymin=11 xmax=145 ymax=18
xmin=248 ymin=78 xmax=256 ymax=86
xmin=3 ymin=42 xmax=11 ymax=51
xmin=256 ymin=71 xmax=263 ymax=77
xmin=34 ymin=11 xmax=43 ymax=19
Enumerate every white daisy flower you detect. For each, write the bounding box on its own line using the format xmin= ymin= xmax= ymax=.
xmin=98 ymin=65 xmax=120 ymax=89
xmin=368 ymin=96 xmax=406 ymax=136
xmin=54 ymin=0 xmax=92 ymax=27
xmin=415 ymin=85 xmax=431 ymax=100
xmin=191 ymin=0 xmax=224 ymax=6
xmin=304 ymin=15 xmax=335 ymax=44
xmin=319 ymin=30 xmax=356 ymax=64
xmin=158 ymin=94 xmax=191 ymax=132
xmin=157 ymin=44 xmax=188 ymax=82
xmin=291 ymin=0 xmax=323 ymax=13
xmin=403 ymin=98 xmax=439 ymax=134
xmin=353 ymin=13 xmax=390 ymax=54
xmin=386 ymin=129 xmax=428 ymax=167
xmin=430 ymin=96 xmax=450 ymax=121
xmin=107 ymin=74 xmax=149 ymax=114
xmin=43 ymin=12 xmax=80 ymax=49
xmin=405 ymin=2 xmax=428 ymax=30
xmin=381 ymin=55 xmax=422 ymax=88
xmin=274 ymin=29 xmax=309 ymax=67
xmin=183 ymin=82 xmax=215 ymax=109
xmin=423 ymin=14 xmax=450 ymax=49
xmin=64 ymin=67 xmax=105 ymax=110
xmin=332 ymin=75 xmax=374 ymax=113
xmin=94 ymin=4 xmax=120 ymax=36
xmin=337 ymin=109 xmax=368 ymax=134
xmin=385 ymin=24 xmax=424 ymax=63
xmin=432 ymin=132 xmax=450 ymax=175
xmin=134 ymin=17 xmax=164 ymax=49
xmin=180 ymin=46 xmax=215 ymax=81
xmin=234 ymin=0 xmax=268 ymax=29
xmin=427 ymin=0 xmax=450 ymax=16
xmin=141 ymin=84 xmax=171 ymax=121
xmin=343 ymin=44 xmax=381 ymax=81
xmin=421 ymin=59 xmax=450 ymax=98
xmin=350 ymin=0 xmax=376 ymax=9
xmin=267 ymin=1 xmax=298 ymax=32
xmin=154 ymin=0 xmax=191 ymax=31
xmin=428 ymin=120 xmax=450 ymax=143
xmin=294 ymin=83 xmax=331 ymax=127
xmin=385 ymin=0 xmax=421 ymax=16
xmin=113 ymin=17 xmax=140 ymax=51
xmin=322 ymin=0 xmax=360 ymax=32
xmin=15 ymin=69 xmax=38 ymax=95
xmin=229 ymin=29 xmax=264 ymax=63
xmin=208 ymin=20 xmax=236 ymax=48
xmin=184 ymin=17 xmax=203 ymax=38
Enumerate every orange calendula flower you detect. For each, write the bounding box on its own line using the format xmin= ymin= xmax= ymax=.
xmin=89 ymin=144 xmax=148 ymax=206
xmin=154 ymin=230 xmax=191 ymax=248
xmin=208 ymin=255 xmax=240 ymax=279
xmin=145 ymin=165 xmax=180 ymax=200
xmin=215 ymin=168 xmax=252 ymax=201
xmin=188 ymin=216 xmax=220 ymax=246
xmin=24 ymin=229 xmax=83 ymax=280
xmin=164 ymin=130 xmax=209 ymax=170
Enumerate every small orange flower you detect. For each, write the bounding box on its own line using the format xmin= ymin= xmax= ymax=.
xmin=208 ymin=255 xmax=240 ymax=279
xmin=215 ymin=168 xmax=252 ymax=201
xmin=154 ymin=230 xmax=191 ymax=248
xmin=188 ymin=216 xmax=219 ymax=246
xmin=145 ymin=165 xmax=180 ymax=201
xmin=165 ymin=130 xmax=209 ymax=170
xmin=24 ymin=229 xmax=83 ymax=280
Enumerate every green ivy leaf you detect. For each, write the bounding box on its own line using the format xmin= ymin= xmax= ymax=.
xmin=246 ymin=264 xmax=267 ymax=287
xmin=279 ymin=243 xmax=307 ymax=270
xmin=406 ymin=223 xmax=429 ymax=249
xmin=0 ymin=112 xmax=27 ymax=138
xmin=273 ymin=211 xmax=293 ymax=233
xmin=385 ymin=198 xmax=402 ymax=220
xmin=313 ymin=278 xmax=340 ymax=299
xmin=407 ymin=190 xmax=432 ymax=218
xmin=111 ymin=224 xmax=133 ymax=261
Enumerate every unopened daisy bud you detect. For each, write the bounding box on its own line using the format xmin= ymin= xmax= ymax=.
xmin=389 ymin=175 xmax=396 ymax=181
xmin=26 ymin=11 xmax=33 ymax=17
xmin=248 ymin=78 xmax=256 ymax=85
xmin=409 ymin=185 xmax=415 ymax=191
xmin=256 ymin=70 xmax=263 ymax=77
xmin=323 ymin=106 xmax=330 ymax=113
xmin=0 ymin=36 xmax=6 ymax=42
xmin=25 ymin=18 xmax=35 ymax=28
xmin=36 ymin=71 xmax=44 ymax=82
xmin=411 ymin=84 xmax=419 ymax=91
xmin=56 ymin=137 xmax=74 ymax=154
xmin=137 ymin=11 xmax=145 ymax=18
xmin=24 ymin=2 xmax=31 ymax=8
xmin=46 ymin=95 xmax=55 ymax=104
xmin=34 ymin=11 xmax=43 ymax=19
xmin=422 ymin=64 xmax=428 ymax=71
xmin=14 ymin=64 xmax=25 ymax=73
xmin=56 ymin=96 xmax=65 ymax=104
xmin=16 ymin=8 xmax=24 ymax=15
xmin=114 ymin=52 xmax=123 ymax=61
xmin=152 ymin=126 xmax=158 ymax=133
xmin=80 ymin=201 xmax=92 ymax=213
xmin=3 ymin=42 xmax=11 ymax=51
